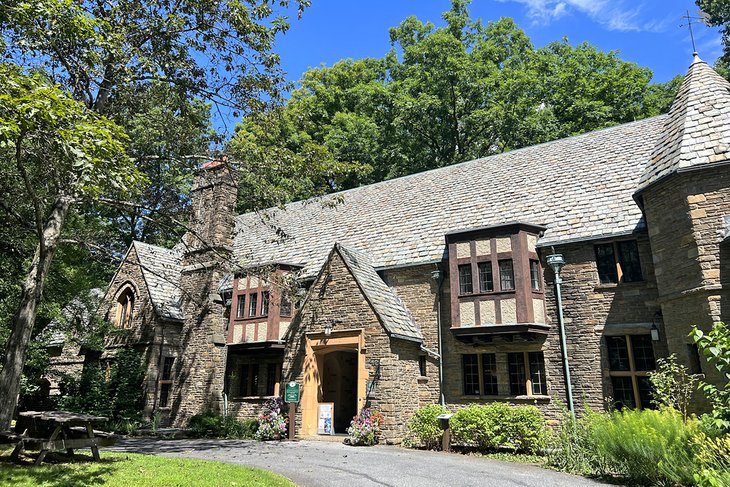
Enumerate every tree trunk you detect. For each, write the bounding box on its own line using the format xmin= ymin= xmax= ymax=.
xmin=0 ymin=196 xmax=72 ymax=430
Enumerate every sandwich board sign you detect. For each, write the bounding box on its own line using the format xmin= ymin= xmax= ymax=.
xmin=317 ymin=402 xmax=334 ymax=435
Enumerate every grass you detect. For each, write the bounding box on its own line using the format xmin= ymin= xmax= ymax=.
xmin=0 ymin=449 xmax=293 ymax=487
xmin=478 ymin=451 xmax=547 ymax=466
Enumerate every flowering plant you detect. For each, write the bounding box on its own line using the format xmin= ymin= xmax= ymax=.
xmin=346 ymin=408 xmax=384 ymax=446
xmin=255 ymin=396 xmax=288 ymax=440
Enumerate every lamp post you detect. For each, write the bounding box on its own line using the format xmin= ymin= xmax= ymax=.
xmin=546 ymin=253 xmax=575 ymax=414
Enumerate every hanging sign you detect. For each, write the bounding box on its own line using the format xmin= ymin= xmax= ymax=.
xmin=317 ymin=402 xmax=335 ymax=435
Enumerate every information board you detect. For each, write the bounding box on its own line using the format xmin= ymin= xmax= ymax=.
xmin=317 ymin=402 xmax=334 ymax=435
xmin=284 ymin=382 xmax=300 ymax=403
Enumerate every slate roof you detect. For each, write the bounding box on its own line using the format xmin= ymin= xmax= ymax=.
xmin=334 ymin=244 xmax=423 ymax=342
xmin=233 ymin=115 xmax=667 ymax=277
xmin=133 ymin=241 xmax=184 ymax=321
xmin=638 ymin=54 xmax=730 ymax=192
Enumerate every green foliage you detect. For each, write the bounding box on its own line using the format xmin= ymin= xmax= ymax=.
xmin=406 ymin=404 xmax=447 ymax=450
xmin=691 ymin=430 xmax=730 ymax=487
xmin=649 ymin=353 xmax=700 ymax=421
xmin=450 ymin=403 xmax=546 ymax=454
xmin=547 ymin=407 xmax=611 ymax=476
xmin=691 ymin=323 xmax=730 ymax=432
xmin=58 ymin=348 xmax=145 ymax=426
xmin=239 ymin=1 xmax=680 ymax=193
xmin=696 ymin=1 xmax=730 ymax=66
xmin=189 ymin=410 xmax=225 ymax=438
xmin=591 ymin=408 xmax=697 ymax=486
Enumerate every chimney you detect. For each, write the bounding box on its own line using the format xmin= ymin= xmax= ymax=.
xmin=183 ymin=157 xmax=238 ymax=253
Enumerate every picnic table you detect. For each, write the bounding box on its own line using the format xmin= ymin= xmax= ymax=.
xmin=2 ymin=410 xmax=116 ymax=465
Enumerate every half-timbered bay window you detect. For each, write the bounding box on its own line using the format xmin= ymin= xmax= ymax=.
xmin=158 ymin=356 xmax=175 ymax=408
xmin=447 ymin=223 xmax=549 ymax=336
xmin=595 ymin=240 xmax=643 ymax=284
xmin=606 ymin=334 xmax=655 ymax=409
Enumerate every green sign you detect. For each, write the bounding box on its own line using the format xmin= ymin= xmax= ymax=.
xmin=284 ymin=382 xmax=300 ymax=403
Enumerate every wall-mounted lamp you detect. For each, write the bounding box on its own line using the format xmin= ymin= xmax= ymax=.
xmin=651 ymin=311 xmax=662 ymax=342
xmin=323 ymin=321 xmax=334 ymax=336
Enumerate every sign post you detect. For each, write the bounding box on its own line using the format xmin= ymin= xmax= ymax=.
xmin=284 ymin=382 xmax=300 ymax=441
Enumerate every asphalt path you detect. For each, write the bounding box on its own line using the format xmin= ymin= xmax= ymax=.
xmin=111 ymin=438 xmax=612 ymax=487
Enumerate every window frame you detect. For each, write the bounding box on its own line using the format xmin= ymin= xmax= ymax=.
xmin=158 ymin=356 xmax=175 ymax=408
xmin=606 ymin=334 xmax=655 ymax=409
xmin=239 ymin=363 xmax=260 ymax=397
xmin=458 ymin=264 xmax=474 ymax=295
xmin=265 ymin=362 xmax=282 ymax=396
xmin=507 ymin=351 xmax=548 ymax=396
xmin=478 ymin=261 xmax=494 ymax=292
xmin=235 ymin=294 xmax=246 ymax=319
xmin=248 ymin=293 xmax=258 ymax=318
xmin=595 ymin=240 xmax=643 ymax=285
xmin=462 ymin=353 xmax=500 ymax=396
xmin=115 ymin=289 xmax=135 ymax=329
xmin=529 ymin=260 xmax=541 ymax=291
xmin=261 ymin=291 xmax=270 ymax=316
xmin=498 ymin=260 xmax=515 ymax=291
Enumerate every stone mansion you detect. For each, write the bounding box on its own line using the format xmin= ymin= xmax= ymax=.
xmin=51 ymin=54 xmax=730 ymax=440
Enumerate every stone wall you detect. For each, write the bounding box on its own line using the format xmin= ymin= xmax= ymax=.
xmin=381 ymin=264 xmax=442 ymax=406
xmin=282 ymin=250 xmax=422 ymax=442
xmin=642 ymin=165 xmax=730 ymax=399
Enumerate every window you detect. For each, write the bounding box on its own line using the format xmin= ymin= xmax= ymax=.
xmin=266 ymin=363 xmax=282 ymax=396
xmin=236 ymin=294 xmax=246 ymax=319
xmin=595 ymin=240 xmax=643 ymax=284
xmin=606 ymin=335 xmax=655 ymax=409
xmin=115 ymin=289 xmax=134 ymax=329
xmin=239 ymin=363 xmax=260 ymax=396
xmin=458 ymin=264 xmax=473 ymax=295
xmin=248 ymin=293 xmax=258 ymax=317
xmin=508 ymin=352 xmax=547 ymax=396
xmin=481 ymin=353 xmax=498 ymax=395
xmin=478 ymin=262 xmax=493 ymax=292
xmin=281 ymin=293 xmax=292 ymax=316
xmin=499 ymin=260 xmax=514 ymax=291
xmin=463 ymin=354 xmax=480 ymax=395
xmin=462 ymin=353 xmax=499 ymax=395
xmin=159 ymin=357 xmax=175 ymax=408
xmin=419 ymin=356 xmax=427 ymax=377
xmin=261 ymin=291 xmax=270 ymax=316
xmin=530 ymin=260 xmax=541 ymax=291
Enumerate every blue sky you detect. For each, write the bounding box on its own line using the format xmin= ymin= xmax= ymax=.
xmin=275 ymin=0 xmax=723 ymax=85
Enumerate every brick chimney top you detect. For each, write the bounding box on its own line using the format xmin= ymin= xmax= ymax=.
xmin=201 ymin=155 xmax=228 ymax=170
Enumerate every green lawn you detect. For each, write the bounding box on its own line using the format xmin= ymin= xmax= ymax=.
xmin=0 ymin=450 xmax=294 ymax=487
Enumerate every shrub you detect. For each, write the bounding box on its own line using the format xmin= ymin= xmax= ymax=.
xmin=406 ymin=404 xmax=447 ymax=450
xmin=691 ymin=431 xmax=730 ymax=487
xmin=547 ymin=407 xmax=611 ymax=476
xmin=450 ymin=403 xmax=546 ymax=454
xmin=224 ymin=417 xmax=259 ymax=439
xmin=347 ymin=408 xmax=384 ymax=446
xmin=591 ymin=408 xmax=696 ymax=486
xmin=188 ymin=410 xmax=224 ymax=438
xmin=691 ymin=323 xmax=730 ymax=433
xmin=649 ymin=353 xmax=700 ymax=421
xmin=256 ymin=397 xmax=288 ymax=440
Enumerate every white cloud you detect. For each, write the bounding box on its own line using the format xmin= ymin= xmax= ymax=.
xmin=501 ymin=0 xmax=670 ymax=32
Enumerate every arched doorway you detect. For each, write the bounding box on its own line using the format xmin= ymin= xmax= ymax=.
xmin=321 ymin=349 xmax=358 ymax=433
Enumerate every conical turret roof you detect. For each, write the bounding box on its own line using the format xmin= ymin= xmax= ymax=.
xmin=638 ymin=53 xmax=730 ymax=193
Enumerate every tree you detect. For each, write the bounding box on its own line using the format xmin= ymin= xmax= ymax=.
xmin=697 ymin=1 xmax=730 ymax=64
xmin=0 ymin=64 xmax=143 ymax=429
xmin=239 ymin=0 xmax=680 ymax=191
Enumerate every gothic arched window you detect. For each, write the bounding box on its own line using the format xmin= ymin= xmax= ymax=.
xmin=115 ymin=288 xmax=135 ymax=329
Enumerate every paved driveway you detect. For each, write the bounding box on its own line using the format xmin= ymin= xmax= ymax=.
xmin=112 ymin=438 xmax=609 ymax=487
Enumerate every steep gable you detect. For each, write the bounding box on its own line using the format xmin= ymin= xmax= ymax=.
xmin=133 ymin=241 xmax=184 ymax=321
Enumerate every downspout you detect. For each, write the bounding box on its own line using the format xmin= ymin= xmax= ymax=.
xmin=547 ymin=253 xmax=574 ymax=414
xmin=431 ymin=269 xmax=445 ymax=406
